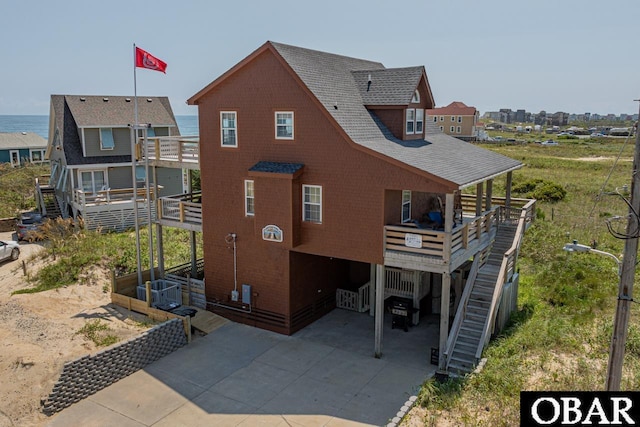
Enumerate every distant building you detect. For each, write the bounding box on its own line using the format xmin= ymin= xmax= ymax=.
xmin=426 ymin=101 xmax=479 ymax=141
xmin=550 ymin=112 xmax=569 ymax=127
xmin=0 ymin=132 xmax=47 ymax=166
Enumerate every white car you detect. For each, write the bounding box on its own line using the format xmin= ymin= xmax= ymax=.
xmin=541 ymin=140 xmax=559 ymax=146
xmin=0 ymin=240 xmax=20 ymax=262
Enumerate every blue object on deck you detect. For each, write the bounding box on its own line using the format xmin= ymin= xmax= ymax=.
xmin=428 ymin=211 xmax=443 ymax=226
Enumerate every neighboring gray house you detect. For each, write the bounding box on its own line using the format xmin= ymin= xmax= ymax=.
xmin=0 ymin=132 xmax=47 ymax=166
xmin=39 ymin=95 xmax=184 ymax=230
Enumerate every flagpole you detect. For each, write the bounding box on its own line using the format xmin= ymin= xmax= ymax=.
xmin=132 ymin=43 xmax=142 ymax=286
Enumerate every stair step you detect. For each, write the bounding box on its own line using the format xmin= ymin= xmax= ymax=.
xmin=460 ymin=325 xmax=482 ymax=335
xmin=466 ymin=312 xmax=487 ymax=323
xmin=455 ymin=340 xmax=478 ymax=352
xmin=462 ymin=318 xmax=485 ymax=328
xmin=452 ymin=347 xmax=477 ymax=358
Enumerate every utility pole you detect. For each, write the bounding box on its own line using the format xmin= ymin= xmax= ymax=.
xmin=606 ymin=101 xmax=640 ymax=391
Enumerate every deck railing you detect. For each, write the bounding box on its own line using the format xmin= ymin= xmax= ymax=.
xmin=73 ymin=187 xmax=156 ymax=208
xmin=384 ymin=207 xmax=499 ymax=263
xmin=143 ymin=136 xmax=199 ymax=165
xmin=157 ymin=191 xmax=202 ymax=226
xmin=73 ymin=187 xmax=156 ymax=209
xmin=475 ymin=198 xmax=535 ymax=360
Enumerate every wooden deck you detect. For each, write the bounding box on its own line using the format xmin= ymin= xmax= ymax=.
xmin=157 ymin=191 xmax=202 ymax=232
xmin=143 ymin=136 xmax=200 ymax=170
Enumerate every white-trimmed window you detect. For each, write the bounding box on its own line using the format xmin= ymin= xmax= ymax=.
xmin=303 ymin=185 xmax=322 ymax=223
xmin=451 ymin=116 xmax=455 ymax=122
xmin=439 ymin=126 xmax=444 ymax=132
xmin=30 ymin=149 xmax=45 ymax=163
xmin=411 ymin=90 xmax=420 ymax=103
xmin=450 ymin=126 xmax=455 ymax=132
xmin=402 ymin=190 xmax=411 ymax=223
xmin=457 ymin=116 xmax=462 ymax=123
xmin=79 ymin=170 xmax=106 ymax=194
xmin=416 ymin=109 xmax=424 ymax=134
xmin=406 ymin=109 xmax=415 ymax=134
xmin=433 ymin=116 xmax=438 ymax=123
xmin=100 ymin=128 xmax=115 ymax=150
xmin=439 ymin=116 xmax=444 ymax=122
xmin=220 ymin=111 xmax=237 ymax=147
xmin=245 ymin=180 xmax=254 ymax=216
xmin=456 ymin=126 xmax=462 ymax=133
xmin=275 ymin=112 xmax=294 ymax=140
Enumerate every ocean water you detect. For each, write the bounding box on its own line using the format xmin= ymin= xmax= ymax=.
xmin=0 ymin=115 xmax=199 ymax=138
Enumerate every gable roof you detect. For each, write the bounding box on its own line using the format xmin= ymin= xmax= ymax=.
xmin=50 ymin=95 xmax=178 ymax=166
xmin=190 ymin=41 xmax=521 ymax=189
xmin=426 ymin=101 xmax=477 ymax=116
xmin=0 ymin=132 xmax=47 ymax=150
xmin=352 ymin=67 xmax=426 ymax=106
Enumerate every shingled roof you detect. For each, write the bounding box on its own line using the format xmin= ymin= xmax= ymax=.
xmin=427 ymin=101 xmax=477 ymax=116
xmin=0 ymin=132 xmax=46 ymax=150
xmin=50 ymin=95 xmax=178 ymax=166
xmin=190 ymin=42 xmax=522 ymax=189
xmin=268 ymin=42 xmax=521 ymax=189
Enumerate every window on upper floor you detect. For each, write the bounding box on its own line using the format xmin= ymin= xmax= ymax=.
xmin=303 ymin=185 xmax=322 ymax=223
xmin=100 ymin=128 xmax=115 ymax=150
xmin=275 ymin=112 xmax=294 ymax=140
xmin=451 ymin=116 xmax=455 ymax=122
xmin=416 ymin=109 xmax=424 ymax=134
xmin=406 ymin=109 xmax=415 ymax=134
xmin=433 ymin=116 xmax=438 ymax=123
xmin=440 ymin=116 xmax=444 ymax=122
xmin=457 ymin=116 xmax=462 ymax=123
xmin=245 ymin=180 xmax=255 ymax=216
xmin=220 ymin=111 xmax=237 ymax=147
xmin=402 ymin=190 xmax=411 ymax=223
xmin=411 ymin=90 xmax=420 ymax=103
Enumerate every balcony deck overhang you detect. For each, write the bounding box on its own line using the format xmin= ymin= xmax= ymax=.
xmin=384 ymin=208 xmax=499 ymax=274
xmin=157 ymin=192 xmax=202 ymax=232
xmin=141 ymin=136 xmax=200 ymax=170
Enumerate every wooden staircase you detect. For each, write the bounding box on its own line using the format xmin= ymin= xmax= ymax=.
xmin=38 ymin=186 xmax=62 ymax=219
xmin=447 ymin=224 xmax=518 ymax=375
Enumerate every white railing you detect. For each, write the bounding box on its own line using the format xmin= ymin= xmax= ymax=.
xmin=136 ymin=279 xmax=182 ymax=307
xmin=73 ymin=187 xmax=155 ymax=209
xmin=157 ymin=192 xmax=202 ymax=226
xmin=144 ymin=136 xmax=199 ymax=165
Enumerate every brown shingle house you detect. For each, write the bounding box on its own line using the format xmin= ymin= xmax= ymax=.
xmin=187 ymin=41 xmax=534 ymax=373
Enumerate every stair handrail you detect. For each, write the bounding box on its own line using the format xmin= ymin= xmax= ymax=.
xmin=444 ymin=254 xmax=481 ymax=368
xmin=475 ymin=205 xmax=530 ymax=361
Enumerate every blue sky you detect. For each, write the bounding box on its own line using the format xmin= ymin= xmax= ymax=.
xmin=1 ymin=0 xmax=638 ymax=116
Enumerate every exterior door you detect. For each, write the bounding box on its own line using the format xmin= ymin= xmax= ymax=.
xmin=9 ymin=150 xmax=19 ymax=167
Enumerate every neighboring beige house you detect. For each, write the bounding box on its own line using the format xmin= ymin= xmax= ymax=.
xmin=426 ymin=101 xmax=479 ymax=141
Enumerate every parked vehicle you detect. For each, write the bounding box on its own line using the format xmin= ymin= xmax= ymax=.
xmin=16 ymin=211 xmax=45 ymax=241
xmin=0 ymin=240 xmax=20 ymax=262
xmin=541 ymin=140 xmax=558 ymax=146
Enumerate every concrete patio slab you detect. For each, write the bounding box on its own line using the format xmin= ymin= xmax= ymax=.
xmin=47 ymin=309 xmax=438 ymax=426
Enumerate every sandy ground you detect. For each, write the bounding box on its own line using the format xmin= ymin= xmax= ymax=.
xmin=0 ymin=231 xmax=150 ymax=427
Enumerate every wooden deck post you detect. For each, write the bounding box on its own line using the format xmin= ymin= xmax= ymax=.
xmin=505 ymin=171 xmax=513 ymax=209
xmin=476 ymin=182 xmax=484 ymax=217
xmin=369 ymin=263 xmax=376 ymax=317
xmin=145 ymin=281 xmax=152 ymax=307
xmin=438 ymin=271 xmax=451 ymax=370
xmin=374 ymin=264 xmax=384 ymax=358
xmin=485 ymin=179 xmax=493 ymax=211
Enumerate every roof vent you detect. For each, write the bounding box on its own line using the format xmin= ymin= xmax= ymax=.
xmin=80 ymin=97 xmax=86 ymax=102
xmin=367 ymin=74 xmax=372 ymax=92
xmin=125 ymin=98 xmax=131 ymax=102
xmin=103 ymin=97 xmax=109 ymax=102
xmin=146 ymin=98 xmax=152 ymax=102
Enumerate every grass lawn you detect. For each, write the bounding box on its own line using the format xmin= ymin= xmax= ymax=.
xmin=411 ymin=137 xmax=640 ymax=426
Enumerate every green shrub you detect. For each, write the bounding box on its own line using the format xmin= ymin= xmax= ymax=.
xmin=512 ymin=178 xmax=566 ymax=202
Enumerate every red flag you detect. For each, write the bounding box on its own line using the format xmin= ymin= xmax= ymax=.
xmin=135 ymin=47 xmax=167 ymax=73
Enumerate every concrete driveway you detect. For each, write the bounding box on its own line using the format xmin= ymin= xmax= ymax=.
xmin=47 ymin=309 xmax=438 ymax=426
